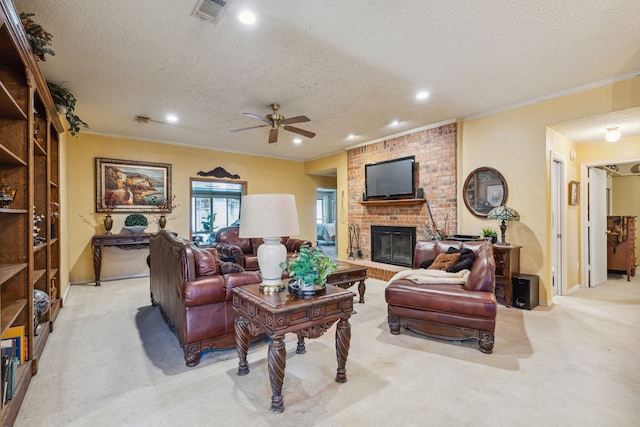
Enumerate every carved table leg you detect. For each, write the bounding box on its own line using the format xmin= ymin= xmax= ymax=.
xmin=93 ymin=245 xmax=102 ymax=286
xmin=235 ymin=316 xmax=250 ymax=376
xmin=335 ymin=316 xmax=351 ymax=383
xmin=357 ymin=279 xmax=366 ymax=303
xmin=268 ymin=335 xmax=287 ymax=413
xmin=296 ymin=333 xmax=306 ymax=354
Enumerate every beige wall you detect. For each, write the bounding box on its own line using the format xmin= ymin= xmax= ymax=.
xmin=65 ymin=134 xmax=321 ymax=283
xmin=612 ymin=174 xmax=640 ymax=216
xmin=460 ymin=77 xmax=640 ymax=304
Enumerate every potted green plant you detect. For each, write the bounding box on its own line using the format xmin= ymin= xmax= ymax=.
xmin=481 ymin=227 xmax=498 ymax=244
xmin=124 ymin=213 xmax=148 ymax=234
xmin=281 ymin=245 xmax=337 ymax=290
xmin=47 ymin=82 xmax=89 ymax=137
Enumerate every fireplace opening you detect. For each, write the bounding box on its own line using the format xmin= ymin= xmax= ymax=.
xmin=371 ymin=226 xmax=416 ymax=267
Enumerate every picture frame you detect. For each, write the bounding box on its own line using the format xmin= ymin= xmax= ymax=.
xmin=96 ymin=158 xmax=172 ymax=213
xmin=486 ymin=185 xmax=504 ymax=207
xmin=569 ymin=180 xmax=580 ymax=205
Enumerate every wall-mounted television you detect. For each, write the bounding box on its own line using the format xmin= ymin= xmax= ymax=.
xmin=364 ymin=156 xmax=415 ymax=200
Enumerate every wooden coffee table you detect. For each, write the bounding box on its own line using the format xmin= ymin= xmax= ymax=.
xmin=327 ymin=261 xmax=368 ymax=303
xmin=232 ymin=284 xmax=355 ymax=413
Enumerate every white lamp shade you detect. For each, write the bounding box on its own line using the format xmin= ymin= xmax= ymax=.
xmin=239 ymin=194 xmax=300 ymax=238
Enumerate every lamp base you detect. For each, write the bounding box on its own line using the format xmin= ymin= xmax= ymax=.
xmin=259 ymin=282 xmax=285 ymax=293
xmin=257 ymin=237 xmax=287 ymax=293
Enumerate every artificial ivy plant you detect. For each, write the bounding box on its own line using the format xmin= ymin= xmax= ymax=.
xmin=47 ymin=82 xmax=89 ymax=137
xmin=19 ymin=13 xmax=54 ymax=61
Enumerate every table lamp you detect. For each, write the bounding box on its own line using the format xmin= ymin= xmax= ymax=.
xmin=487 ymin=206 xmax=520 ymax=245
xmin=239 ymin=194 xmax=300 ymax=292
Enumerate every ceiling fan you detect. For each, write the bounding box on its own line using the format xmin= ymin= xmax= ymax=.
xmin=230 ymin=103 xmax=316 ymax=144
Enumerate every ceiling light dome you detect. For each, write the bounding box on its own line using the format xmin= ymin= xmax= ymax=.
xmin=604 ymin=127 xmax=621 ymax=142
xmin=238 ymin=10 xmax=256 ymax=24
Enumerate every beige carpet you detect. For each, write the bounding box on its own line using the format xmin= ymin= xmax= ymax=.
xmin=14 ymin=273 xmax=640 ymax=426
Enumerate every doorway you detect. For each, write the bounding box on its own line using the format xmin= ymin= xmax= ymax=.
xmin=581 ymin=159 xmax=640 ymax=287
xmin=316 ymin=187 xmax=337 ymax=258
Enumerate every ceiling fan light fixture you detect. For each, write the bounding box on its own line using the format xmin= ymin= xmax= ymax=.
xmin=604 ymin=127 xmax=621 ymax=142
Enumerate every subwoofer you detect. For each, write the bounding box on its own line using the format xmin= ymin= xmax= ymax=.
xmin=512 ymin=274 xmax=539 ymax=310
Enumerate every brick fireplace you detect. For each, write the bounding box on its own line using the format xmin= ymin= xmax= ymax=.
xmin=347 ymin=123 xmax=458 ymax=265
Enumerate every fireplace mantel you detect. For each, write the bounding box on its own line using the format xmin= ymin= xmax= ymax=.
xmin=359 ymin=199 xmax=426 ymax=206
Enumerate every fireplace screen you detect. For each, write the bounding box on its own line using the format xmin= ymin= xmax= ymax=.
xmin=371 ymin=226 xmax=416 ymax=267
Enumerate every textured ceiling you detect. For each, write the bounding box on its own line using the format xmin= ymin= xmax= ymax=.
xmin=12 ymin=0 xmax=640 ymax=161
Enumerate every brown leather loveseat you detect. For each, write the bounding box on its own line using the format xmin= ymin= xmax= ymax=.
xmin=385 ymin=240 xmax=497 ymax=353
xmin=212 ymin=226 xmax=312 ymax=270
xmin=149 ymin=230 xmax=263 ymax=366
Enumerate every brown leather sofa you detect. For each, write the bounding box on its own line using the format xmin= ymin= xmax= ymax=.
xmin=385 ymin=240 xmax=497 ymax=353
xmin=212 ymin=226 xmax=312 ymax=270
xmin=149 ymin=230 xmax=263 ymax=366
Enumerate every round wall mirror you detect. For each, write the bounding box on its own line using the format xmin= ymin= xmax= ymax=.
xmin=463 ymin=167 xmax=508 ymax=217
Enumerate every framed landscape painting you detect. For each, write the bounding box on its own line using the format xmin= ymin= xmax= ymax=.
xmin=95 ymin=158 xmax=172 ymax=213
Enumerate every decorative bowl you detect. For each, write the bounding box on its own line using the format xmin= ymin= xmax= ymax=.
xmin=123 ymin=225 xmax=147 ymax=234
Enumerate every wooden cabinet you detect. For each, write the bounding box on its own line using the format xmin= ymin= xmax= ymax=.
xmin=0 ymin=1 xmax=64 ymax=424
xmin=607 ymin=216 xmax=636 ymax=281
xmin=493 ymin=245 xmax=521 ymax=307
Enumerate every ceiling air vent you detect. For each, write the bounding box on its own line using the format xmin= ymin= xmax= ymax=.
xmin=192 ymin=0 xmax=230 ymax=24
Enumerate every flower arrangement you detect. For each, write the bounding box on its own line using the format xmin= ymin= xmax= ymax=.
xmin=280 ymin=245 xmax=337 ymax=288
xmin=104 ymin=193 xmax=119 ymax=216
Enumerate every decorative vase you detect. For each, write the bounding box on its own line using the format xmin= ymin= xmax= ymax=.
xmin=159 ymin=215 xmax=167 ymax=229
xmin=33 ymin=289 xmax=51 ymax=336
xmin=104 ymin=215 xmax=113 ymax=234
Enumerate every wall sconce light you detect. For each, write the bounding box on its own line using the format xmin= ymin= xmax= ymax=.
xmin=604 ymin=127 xmax=621 ymax=142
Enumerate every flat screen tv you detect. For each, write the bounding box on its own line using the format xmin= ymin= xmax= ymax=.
xmin=365 ymin=156 xmax=415 ymax=199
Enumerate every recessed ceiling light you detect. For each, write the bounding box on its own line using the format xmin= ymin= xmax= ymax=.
xmin=416 ymin=91 xmax=429 ymax=100
xmin=347 ymin=134 xmax=356 ymax=140
xmin=389 ymin=120 xmax=400 ymax=127
xmin=166 ymin=114 xmax=178 ymax=123
xmin=604 ymin=127 xmax=621 ymax=142
xmin=293 ymin=138 xmax=302 ymax=144
xmin=238 ymin=10 xmax=256 ymax=25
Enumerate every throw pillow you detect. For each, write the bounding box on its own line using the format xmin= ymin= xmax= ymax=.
xmin=219 ymin=260 xmax=244 ymax=274
xmin=194 ymin=247 xmax=220 ymax=276
xmin=446 ymin=256 xmax=475 ymax=273
xmin=419 ymin=258 xmax=435 ymax=269
xmin=427 ymin=253 xmax=461 ymax=271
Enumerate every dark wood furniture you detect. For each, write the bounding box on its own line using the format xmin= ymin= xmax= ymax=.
xmin=91 ymin=233 xmax=152 ymax=285
xmin=233 ymin=284 xmax=355 ymax=413
xmin=0 ymin=1 xmax=65 ymax=423
xmin=326 ymin=261 xmax=367 ymax=303
xmin=493 ymin=244 xmax=521 ymax=306
xmin=607 ymin=216 xmax=636 ymax=281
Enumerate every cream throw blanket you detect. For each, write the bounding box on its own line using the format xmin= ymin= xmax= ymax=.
xmin=389 ymin=269 xmax=470 ymax=285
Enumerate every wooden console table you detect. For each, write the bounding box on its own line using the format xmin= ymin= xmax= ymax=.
xmin=92 ymin=233 xmax=152 ymax=286
xmin=233 ymin=284 xmax=355 ymax=413
xmin=493 ymin=244 xmax=521 ymax=307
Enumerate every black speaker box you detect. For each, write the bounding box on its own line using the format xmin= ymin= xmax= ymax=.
xmin=511 ymin=274 xmax=539 ymax=310
xmin=416 ymin=187 xmax=424 ymax=199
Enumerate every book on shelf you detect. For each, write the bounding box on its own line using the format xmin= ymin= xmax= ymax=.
xmin=1 ymin=325 xmax=26 ymax=364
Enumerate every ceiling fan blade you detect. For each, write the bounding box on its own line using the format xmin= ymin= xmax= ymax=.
xmin=284 ymin=125 xmax=316 ymax=139
xmin=230 ymin=124 xmax=268 ymax=133
xmin=269 ymin=128 xmax=279 ymax=143
xmin=282 ymin=115 xmax=310 ymax=125
xmin=243 ymin=112 xmax=270 ymax=123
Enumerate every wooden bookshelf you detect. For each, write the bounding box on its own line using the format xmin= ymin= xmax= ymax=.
xmin=0 ymin=0 xmax=64 ymax=423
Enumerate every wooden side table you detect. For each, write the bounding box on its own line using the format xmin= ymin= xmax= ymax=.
xmin=92 ymin=233 xmax=152 ymax=286
xmin=326 ymin=261 xmax=368 ymax=303
xmin=232 ymin=284 xmax=355 ymax=413
xmin=492 ymin=244 xmax=521 ymax=307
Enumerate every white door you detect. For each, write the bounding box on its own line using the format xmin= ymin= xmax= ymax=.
xmin=588 ymin=167 xmax=607 ymax=286
xmin=551 ymin=158 xmax=564 ymax=296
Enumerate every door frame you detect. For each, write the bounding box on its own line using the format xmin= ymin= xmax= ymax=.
xmin=550 ymin=152 xmax=567 ymax=297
